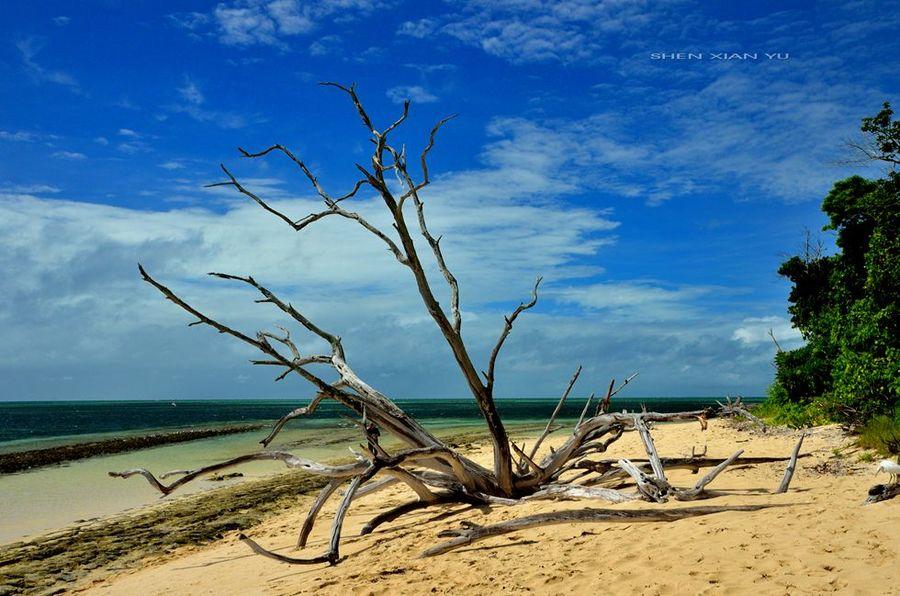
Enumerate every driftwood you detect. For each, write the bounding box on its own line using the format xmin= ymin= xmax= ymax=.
xmin=775 ymin=434 xmax=805 ymax=494
xmin=865 ymin=483 xmax=900 ymax=504
xmin=110 ymin=83 xmax=799 ymax=565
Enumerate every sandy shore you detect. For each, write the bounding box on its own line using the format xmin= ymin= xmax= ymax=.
xmin=6 ymin=420 xmax=899 ymax=595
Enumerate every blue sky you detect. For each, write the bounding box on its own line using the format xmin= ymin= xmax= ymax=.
xmin=1 ymin=0 xmax=898 ymax=400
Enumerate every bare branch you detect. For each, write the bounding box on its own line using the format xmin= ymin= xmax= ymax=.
xmin=674 ymin=449 xmax=744 ymax=501
xmin=768 ymin=328 xmax=783 ymax=353
xmin=320 ymin=82 xmax=376 ymax=133
xmin=260 ymin=388 xmax=335 ymax=447
xmin=576 ymin=392 xmax=595 ymax=428
xmin=510 ymin=441 xmax=543 ymax=475
xmin=776 ymin=434 xmax=805 ymax=494
xmin=237 ymin=144 xmax=342 ymax=205
xmin=485 ymin=277 xmax=542 ymax=389
xmin=109 ymin=451 xmax=366 ymax=496
xmin=211 ymin=164 xmax=407 ymax=265
xmin=528 ymin=365 xmax=582 ymax=460
xmin=298 ymin=479 xmax=343 ymax=548
xmin=634 ymin=417 xmax=668 ymax=486
xmin=525 ymin=484 xmax=638 ymax=504
xmin=410 ymin=197 xmax=462 ymax=334
xmin=399 ymin=114 xmax=458 ymax=202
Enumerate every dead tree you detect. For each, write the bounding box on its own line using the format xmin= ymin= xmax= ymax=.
xmin=111 ymin=84 xmax=792 ymax=564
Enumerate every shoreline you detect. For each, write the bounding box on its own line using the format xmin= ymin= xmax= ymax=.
xmin=0 ymin=427 xmax=495 ymax=595
xmin=2 ymin=421 xmax=896 ymax=595
xmin=0 ymin=424 xmax=265 ymax=474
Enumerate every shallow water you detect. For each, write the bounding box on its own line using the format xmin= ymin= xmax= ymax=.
xmin=0 ymin=420 xmax=497 ymax=543
xmin=0 ymin=397 xmax=758 ymax=543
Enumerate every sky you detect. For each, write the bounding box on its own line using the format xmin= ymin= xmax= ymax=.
xmin=1 ymin=0 xmax=898 ymax=401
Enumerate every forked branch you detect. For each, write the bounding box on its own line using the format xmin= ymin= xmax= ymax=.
xmin=485 ymin=277 xmax=542 ymax=390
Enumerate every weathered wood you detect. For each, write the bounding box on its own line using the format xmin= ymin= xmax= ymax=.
xmin=109 ymin=452 xmax=368 ymax=496
xmin=298 ymin=479 xmax=343 ymax=547
xmin=421 ymin=504 xmax=775 ymax=557
xmin=528 ymin=366 xmax=582 ymax=461
xmin=865 ymin=482 xmax=900 ymax=504
xmin=635 ymin=418 xmax=668 ymax=485
xmin=618 ymin=458 xmax=666 ymax=502
xmin=359 ymin=493 xmax=477 ymax=536
xmin=675 ymin=449 xmax=743 ymax=500
xmin=576 ymin=392 xmax=595 ymax=428
xmin=525 ymin=484 xmax=638 ymax=504
xmin=113 ymin=83 xmax=793 ymax=568
xmin=775 ymin=434 xmax=805 ymax=494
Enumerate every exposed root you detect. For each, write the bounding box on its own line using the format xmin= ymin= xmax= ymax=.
xmin=360 ymin=493 xmax=480 ymax=536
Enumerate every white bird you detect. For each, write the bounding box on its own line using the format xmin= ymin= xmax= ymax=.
xmin=875 ymin=459 xmax=900 ymax=484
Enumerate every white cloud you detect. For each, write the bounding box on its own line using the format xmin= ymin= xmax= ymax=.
xmin=94 ymin=136 xmax=109 ymax=146
xmin=117 ymin=128 xmax=141 ymax=138
xmin=308 ymin=34 xmax=341 ymax=56
xmin=0 ymin=115 xmax=790 ymax=398
xmin=159 ymin=161 xmax=186 ymax=170
xmin=436 ymin=0 xmax=674 ymax=64
xmin=1 ymin=130 xmax=45 ymax=143
xmin=167 ymin=79 xmax=251 ymax=129
xmin=732 ymin=316 xmax=803 ymax=348
xmin=3 ymin=182 xmax=779 ymax=399
xmin=175 ymin=0 xmax=390 ymax=48
xmin=397 ymin=18 xmax=437 ymax=38
xmin=167 ymin=11 xmax=210 ymax=31
xmin=51 ymin=150 xmax=86 ymax=160
xmin=177 ymin=79 xmax=205 ymax=105
xmin=52 ymin=16 xmax=71 ymax=26
xmin=386 ymin=85 xmax=438 ymax=104
xmin=554 ymin=282 xmax=710 ymax=322
xmin=15 ymin=37 xmax=80 ymax=91
xmin=0 ymin=184 xmax=60 ymax=194
xmin=117 ymin=142 xmax=150 ymax=154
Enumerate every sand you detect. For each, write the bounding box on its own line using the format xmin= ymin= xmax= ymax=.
xmin=29 ymin=421 xmax=900 ymax=594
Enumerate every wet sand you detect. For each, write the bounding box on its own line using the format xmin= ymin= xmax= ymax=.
xmin=3 ymin=421 xmax=898 ymax=595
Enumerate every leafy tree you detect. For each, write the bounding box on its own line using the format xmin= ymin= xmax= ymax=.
xmin=772 ymin=103 xmax=900 ymax=425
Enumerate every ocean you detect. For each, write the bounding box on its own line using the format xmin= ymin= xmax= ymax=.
xmin=0 ymin=397 xmax=755 ymax=450
xmin=0 ymin=397 xmax=759 ymax=543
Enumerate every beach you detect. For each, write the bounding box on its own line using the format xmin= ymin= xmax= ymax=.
xmin=2 ymin=418 xmax=897 ymax=595
xmin=0 ymin=398 xmax=726 ymax=543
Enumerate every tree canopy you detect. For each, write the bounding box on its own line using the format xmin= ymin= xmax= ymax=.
xmin=772 ymin=103 xmax=900 ymax=425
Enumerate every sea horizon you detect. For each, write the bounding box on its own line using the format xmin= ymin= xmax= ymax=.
xmin=1 ymin=396 xmax=762 ymax=446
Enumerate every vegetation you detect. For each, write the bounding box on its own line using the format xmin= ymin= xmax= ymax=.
xmin=856 ymin=410 xmax=900 ymax=457
xmin=762 ymin=103 xmax=899 ymax=450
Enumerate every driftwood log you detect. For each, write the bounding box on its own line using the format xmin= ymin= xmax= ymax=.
xmin=866 ymin=483 xmax=900 ymax=504
xmin=111 ymin=84 xmax=799 ymax=564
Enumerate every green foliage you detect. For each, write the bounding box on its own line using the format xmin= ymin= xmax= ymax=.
xmin=769 ymin=103 xmax=900 ymax=427
xmin=773 ymin=345 xmax=831 ymax=403
xmin=860 ymin=102 xmax=900 ymax=164
xmin=856 ymin=409 xmax=900 ymax=457
xmin=753 ymin=384 xmax=828 ymax=429
xmin=857 ymin=451 xmax=875 ymax=463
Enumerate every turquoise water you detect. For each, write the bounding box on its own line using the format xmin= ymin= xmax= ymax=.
xmin=0 ymin=396 xmax=760 ymax=542
xmin=0 ymin=397 xmax=756 ymax=450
